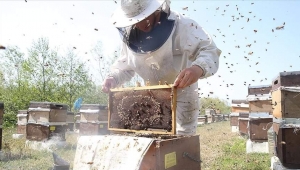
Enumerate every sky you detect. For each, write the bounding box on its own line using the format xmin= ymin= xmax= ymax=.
xmin=0 ymin=0 xmax=299 ymax=103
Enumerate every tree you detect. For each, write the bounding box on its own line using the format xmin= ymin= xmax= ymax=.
xmin=24 ymin=37 xmax=60 ymax=101
xmin=199 ymin=97 xmax=230 ymax=115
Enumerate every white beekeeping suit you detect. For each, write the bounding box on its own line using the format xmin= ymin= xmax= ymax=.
xmin=105 ymin=0 xmax=221 ymax=135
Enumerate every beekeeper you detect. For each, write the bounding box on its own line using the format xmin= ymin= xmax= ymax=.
xmin=102 ymin=0 xmax=221 ymax=135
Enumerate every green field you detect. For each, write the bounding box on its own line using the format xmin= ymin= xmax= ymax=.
xmin=0 ymin=121 xmax=270 ymax=170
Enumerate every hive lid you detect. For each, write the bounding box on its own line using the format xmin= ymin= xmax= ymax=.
xmin=28 ymin=102 xmax=68 ymax=110
xmin=230 ymin=112 xmax=239 ymax=116
xmin=108 ymin=84 xmax=177 ymax=134
xmin=73 ymin=135 xmax=154 ymax=170
xmin=247 ymin=94 xmax=272 ymax=101
xmin=80 ymin=104 xmax=107 ymax=110
xmin=249 ymin=112 xmax=272 ymax=119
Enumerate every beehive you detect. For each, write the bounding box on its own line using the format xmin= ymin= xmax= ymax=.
xmin=26 ymin=123 xmax=66 ymax=141
xmin=248 ymin=113 xmax=273 ymax=142
xmin=74 ymin=134 xmax=200 ymax=170
xmin=0 ymin=102 xmax=3 ymax=150
xmin=230 ymin=113 xmax=239 ymax=126
xmin=231 ymin=100 xmax=249 ymax=113
xmin=108 ymin=84 xmax=177 ymax=134
xmin=272 ymin=87 xmax=300 ymax=119
xmin=247 ymin=85 xmax=272 ymax=113
xmin=17 ymin=110 xmax=28 ymax=134
xmin=26 ymin=102 xmax=68 ymax=141
xmin=27 ymin=102 xmax=68 ymax=124
xmin=238 ymin=113 xmax=249 ymax=135
xmin=273 ymin=118 xmax=300 ymax=169
xmin=197 ymin=115 xmax=207 ymax=124
xmin=272 ymin=71 xmax=300 ymax=91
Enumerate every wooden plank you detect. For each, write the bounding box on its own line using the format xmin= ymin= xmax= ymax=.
xmin=110 ymin=84 xmax=174 ymax=92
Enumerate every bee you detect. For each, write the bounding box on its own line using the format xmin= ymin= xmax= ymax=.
xmin=276 ymin=25 xmax=284 ymax=30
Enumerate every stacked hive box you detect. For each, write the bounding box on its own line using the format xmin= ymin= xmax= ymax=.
xmin=26 ymin=102 xmax=68 ymax=141
xmin=271 ymin=71 xmax=300 ymax=169
xmin=248 ymin=113 xmax=273 ymax=142
xmin=79 ymin=104 xmax=109 ymax=135
xmin=247 ymin=84 xmax=273 ymax=139
xmin=17 ymin=110 xmax=28 ymax=134
xmin=246 ymin=85 xmax=273 ymax=153
xmin=247 ymin=85 xmax=272 ymax=114
xmin=66 ymin=111 xmax=74 ymax=131
xmin=197 ymin=115 xmax=207 ymax=125
xmin=230 ymin=99 xmax=249 ymax=132
xmin=0 ymin=102 xmax=3 ymax=150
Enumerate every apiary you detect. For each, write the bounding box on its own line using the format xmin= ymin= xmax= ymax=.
xmin=17 ymin=110 xmax=28 ymax=134
xmin=273 ymin=118 xmax=300 ymax=169
xmin=26 ymin=102 xmax=68 ymax=141
xmin=238 ymin=113 xmax=249 ymax=135
xmin=108 ymin=84 xmax=177 ymax=134
xmin=231 ymin=99 xmax=249 ymax=113
xmin=66 ymin=111 xmax=74 ymax=131
xmin=248 ymin=113 xmax=273 ymax=142
xmin=79 ymin=104 xmax=109 ymax=135
xmin=272 ymin=71 xmax=300 ymax=91
xmin=272 ymin=86 xmax=300 ymax=119
xmin=0 ymin=102 xmax=3 ymax=150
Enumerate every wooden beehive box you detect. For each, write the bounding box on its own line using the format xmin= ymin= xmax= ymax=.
xmin=247 ymin=85 xmax=272 ymax=113
xmin=231 ymin=99 xmax=249 ymax=113
xmin=272 ymin=87 xmax=300 ymax=119
xmin=273 ymin=118 xmax=300 ymax=169
xmin=80 ymin=104 xmax=108 ymax=123
xmin=108 ymin=84 xmax=177 ymax=134
xmin=238 ymin=113 xmax=249 ymax=135
xmin=0 ymin=102 xmax=3 ymax=150
xmin=230 ymin=113 xmax=239 ymax=126
xmin=74 ymin=134 xmax=200 ymax=170
xmin=197 ymin=115 xmax=207 ymax=124
xmin=28 ymin=102 xmax=68 ymax=124
xmin=272 ymin=71 xmax=300 ymax=91
xmin=248 ymin=113 xmax=273 ymax=142
xmin=26 ymin=123 xmax=66 ymax=141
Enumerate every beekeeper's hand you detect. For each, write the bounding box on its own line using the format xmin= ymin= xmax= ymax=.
xmin=174 ymin=65 xmax=204 ymax=88
xmin=102 ymin=77 xmax=117 ymax=93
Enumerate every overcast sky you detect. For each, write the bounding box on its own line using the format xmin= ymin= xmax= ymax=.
xmin=1 ymin=0 xmax=299 ymax=103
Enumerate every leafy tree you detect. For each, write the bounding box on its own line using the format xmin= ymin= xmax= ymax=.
xmin=199 ymin=97 xmax=230 ymax=115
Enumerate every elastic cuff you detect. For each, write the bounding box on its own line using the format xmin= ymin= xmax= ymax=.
xmin=192 ymin=64 xmax=206 ymax=78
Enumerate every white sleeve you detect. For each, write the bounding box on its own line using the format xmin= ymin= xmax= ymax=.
xmin=178 ymin=18 xmax=221 ymax=79
xmin=109 ymin=43 xmax=135 ymax=86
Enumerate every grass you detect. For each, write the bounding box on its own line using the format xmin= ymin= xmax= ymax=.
xmin=0 ymin=121 xmax=270 ymax=170
xmin=198 ymin=121 xmax=270 ymax=170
